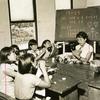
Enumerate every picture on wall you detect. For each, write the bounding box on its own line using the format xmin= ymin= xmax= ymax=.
xmin=11 ymin=22 xmax=36 ymax=50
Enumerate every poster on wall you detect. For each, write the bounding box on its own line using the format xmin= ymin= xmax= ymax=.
xmin=11 ymin=22 xmax=36 ymax=50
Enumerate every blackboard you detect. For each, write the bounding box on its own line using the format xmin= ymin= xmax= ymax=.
xmin=55 ymin=7 xmax=100 ymax=41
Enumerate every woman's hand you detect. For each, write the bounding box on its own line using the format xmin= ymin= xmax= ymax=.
xmin=72 ymin=50 xmax=81 ymax=59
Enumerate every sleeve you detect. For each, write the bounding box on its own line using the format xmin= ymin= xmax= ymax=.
xmin=32 ymin=75 xmax=41 ymax=86
xmin=39 ymin=60 xmax=45 ymax=67
xmin=36 ymin=50 xmax=40 ymax=55
xmin=50 ymin=45 xmax=58 ymax=57
xmin=11 ymin=64 xmax=18 ymax=72
xmin=36 ymin=60 xmax=45 ymax=77
xmin=3 ymin=64 xmax=17 ymax=77
xmin=36 ymin=67 xmax=43 ymax=77
xmin=80 ymin=44 xmax=93 ymax=58
xmin=27 ymin=50 xmax=31 ymax=54
xmin=39 ymin=48 xmax=46 ymax=54
xmin=89 ymin=45 xmax=93 ymax=52
xmin=75 ymin=45 xmax=80 ymax=50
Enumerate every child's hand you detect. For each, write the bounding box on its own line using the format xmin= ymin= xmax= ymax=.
xmin=42 ymin=48 xmax=46 ymax=53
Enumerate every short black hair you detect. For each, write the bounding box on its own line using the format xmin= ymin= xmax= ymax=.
xmin=42 ymin=39 xmax=51 ymax=48
xmin=11 ymin=44 xmax=19 ymax=51
xmin=0 ymin=47 xmax=13 ymax=63
xmin=11 ymin=44 xmax=19 ymax=55
xmin=76 ymin=31 xmax=88 ymax=40
xmin=28 ymin=39 xmax=37 ymax=49
xmin=18 ymin=53 xmax=35 ymax=74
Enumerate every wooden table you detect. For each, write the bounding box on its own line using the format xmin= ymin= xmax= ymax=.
xmin=47 ymin=63 xmax=95 ymax=100
xmin=56 ymin=63 xmax=94 ymax=81
xmin=47 ymin=63 xmax=81 ymax=100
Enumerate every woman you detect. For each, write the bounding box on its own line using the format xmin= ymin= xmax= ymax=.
xmin=72 ymin=31 xmax=93 ymax=64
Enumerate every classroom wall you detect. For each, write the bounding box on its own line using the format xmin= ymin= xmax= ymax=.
xmin=55 ymin=0 xmax=71 ymax=10
xmin=34 ymin=0 xmax=100 ymax=46
xmin=0 ymin=0 xmax=100 ymax=49
xmin=87 ymin=0 xmax=100 ymax=7
xmin=36 ymin=0 xmax=56 ymax=46
xmin=0 ymin=0 xmax=11 ymax=49
xmin=71 ymin=0 xmax=100 ymax=9
xmin=73 ymin=0 xmax=87 ymax=8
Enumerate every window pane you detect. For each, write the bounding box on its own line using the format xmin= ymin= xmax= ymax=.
xmin=9 ymin=0 xmax=34 ymax=21
xmin=11 ymin=22 xmax=36 ymax=50
xmin=55 ymin=0 xmax=71 ymax=10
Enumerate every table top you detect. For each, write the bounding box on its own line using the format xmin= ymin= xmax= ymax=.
xmin=47 ymin=63 xmax=97 ymax=94
xmin=48 ymin=63 xmax=83 ymax=94
xmin=56 ymin=63 xmax=94 ymax=81
xmin=49 ymin=73 xmax=80 ymax=94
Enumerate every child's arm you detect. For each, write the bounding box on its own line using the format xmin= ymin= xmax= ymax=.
xmin=49 ymin=44 xmax=58 ymax=57
xmin=35 ymin=48 xmax=46 ymax=61
xmin=83 ymin=52 xmax=93 ymax=62
xmin=3 ymin=68 xmax=17 ymax=78
xmin=38 ymin=60 xmax=51 ymax=88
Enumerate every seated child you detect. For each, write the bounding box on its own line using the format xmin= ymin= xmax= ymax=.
xmin=27 ymin=39 xmax=39 ymax=58
xmin=5 ymin=53 xmax=51 ymax=100
xmin=0 ymin=46 xmax=18 ymax=98
xmin=27 ymin=39 xmax=45 ymax=64
xmin=40 ymin=39 xmax=58 ymax=60
xmin=11 ymin=44 xmax=20 ymax=56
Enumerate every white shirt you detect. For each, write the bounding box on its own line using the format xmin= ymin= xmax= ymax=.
xmin=27 ymin=49 xmax=40 ymax=57
xmin=76 ymin=43 xmax=93 ymax=62
xmin=35 ymin=60 xmax=46 ymax=96
xmin=0 ymin=63 xmax=18 ymax=98
xmin=15 ymin=73 xmax=41 ymax=99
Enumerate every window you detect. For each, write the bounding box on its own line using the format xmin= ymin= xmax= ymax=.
xmin=8 ymin=0 xmax=37 ymax=50
xmin=9 ymin=0 xmax=34 ymax=21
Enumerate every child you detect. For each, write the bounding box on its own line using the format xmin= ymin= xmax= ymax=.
xmin=72 ymin=31 xmax=93 ymax=64
xmin=11 ymin=44 xmax=20 ymax=56
xmin=40 ymin=39 xmax=58 ymax=60
xmin=0 ymin=46 xmax=18 ymax=98
xmin=27 ymin=39 xmax=45 ymax=62
xmin=11 ymin=44 xmax=20 ymax=63
xmin=6 ymin=53 xmax=51 ymax=100
xmin=28 ymin=39 xmax=39 ymax=57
